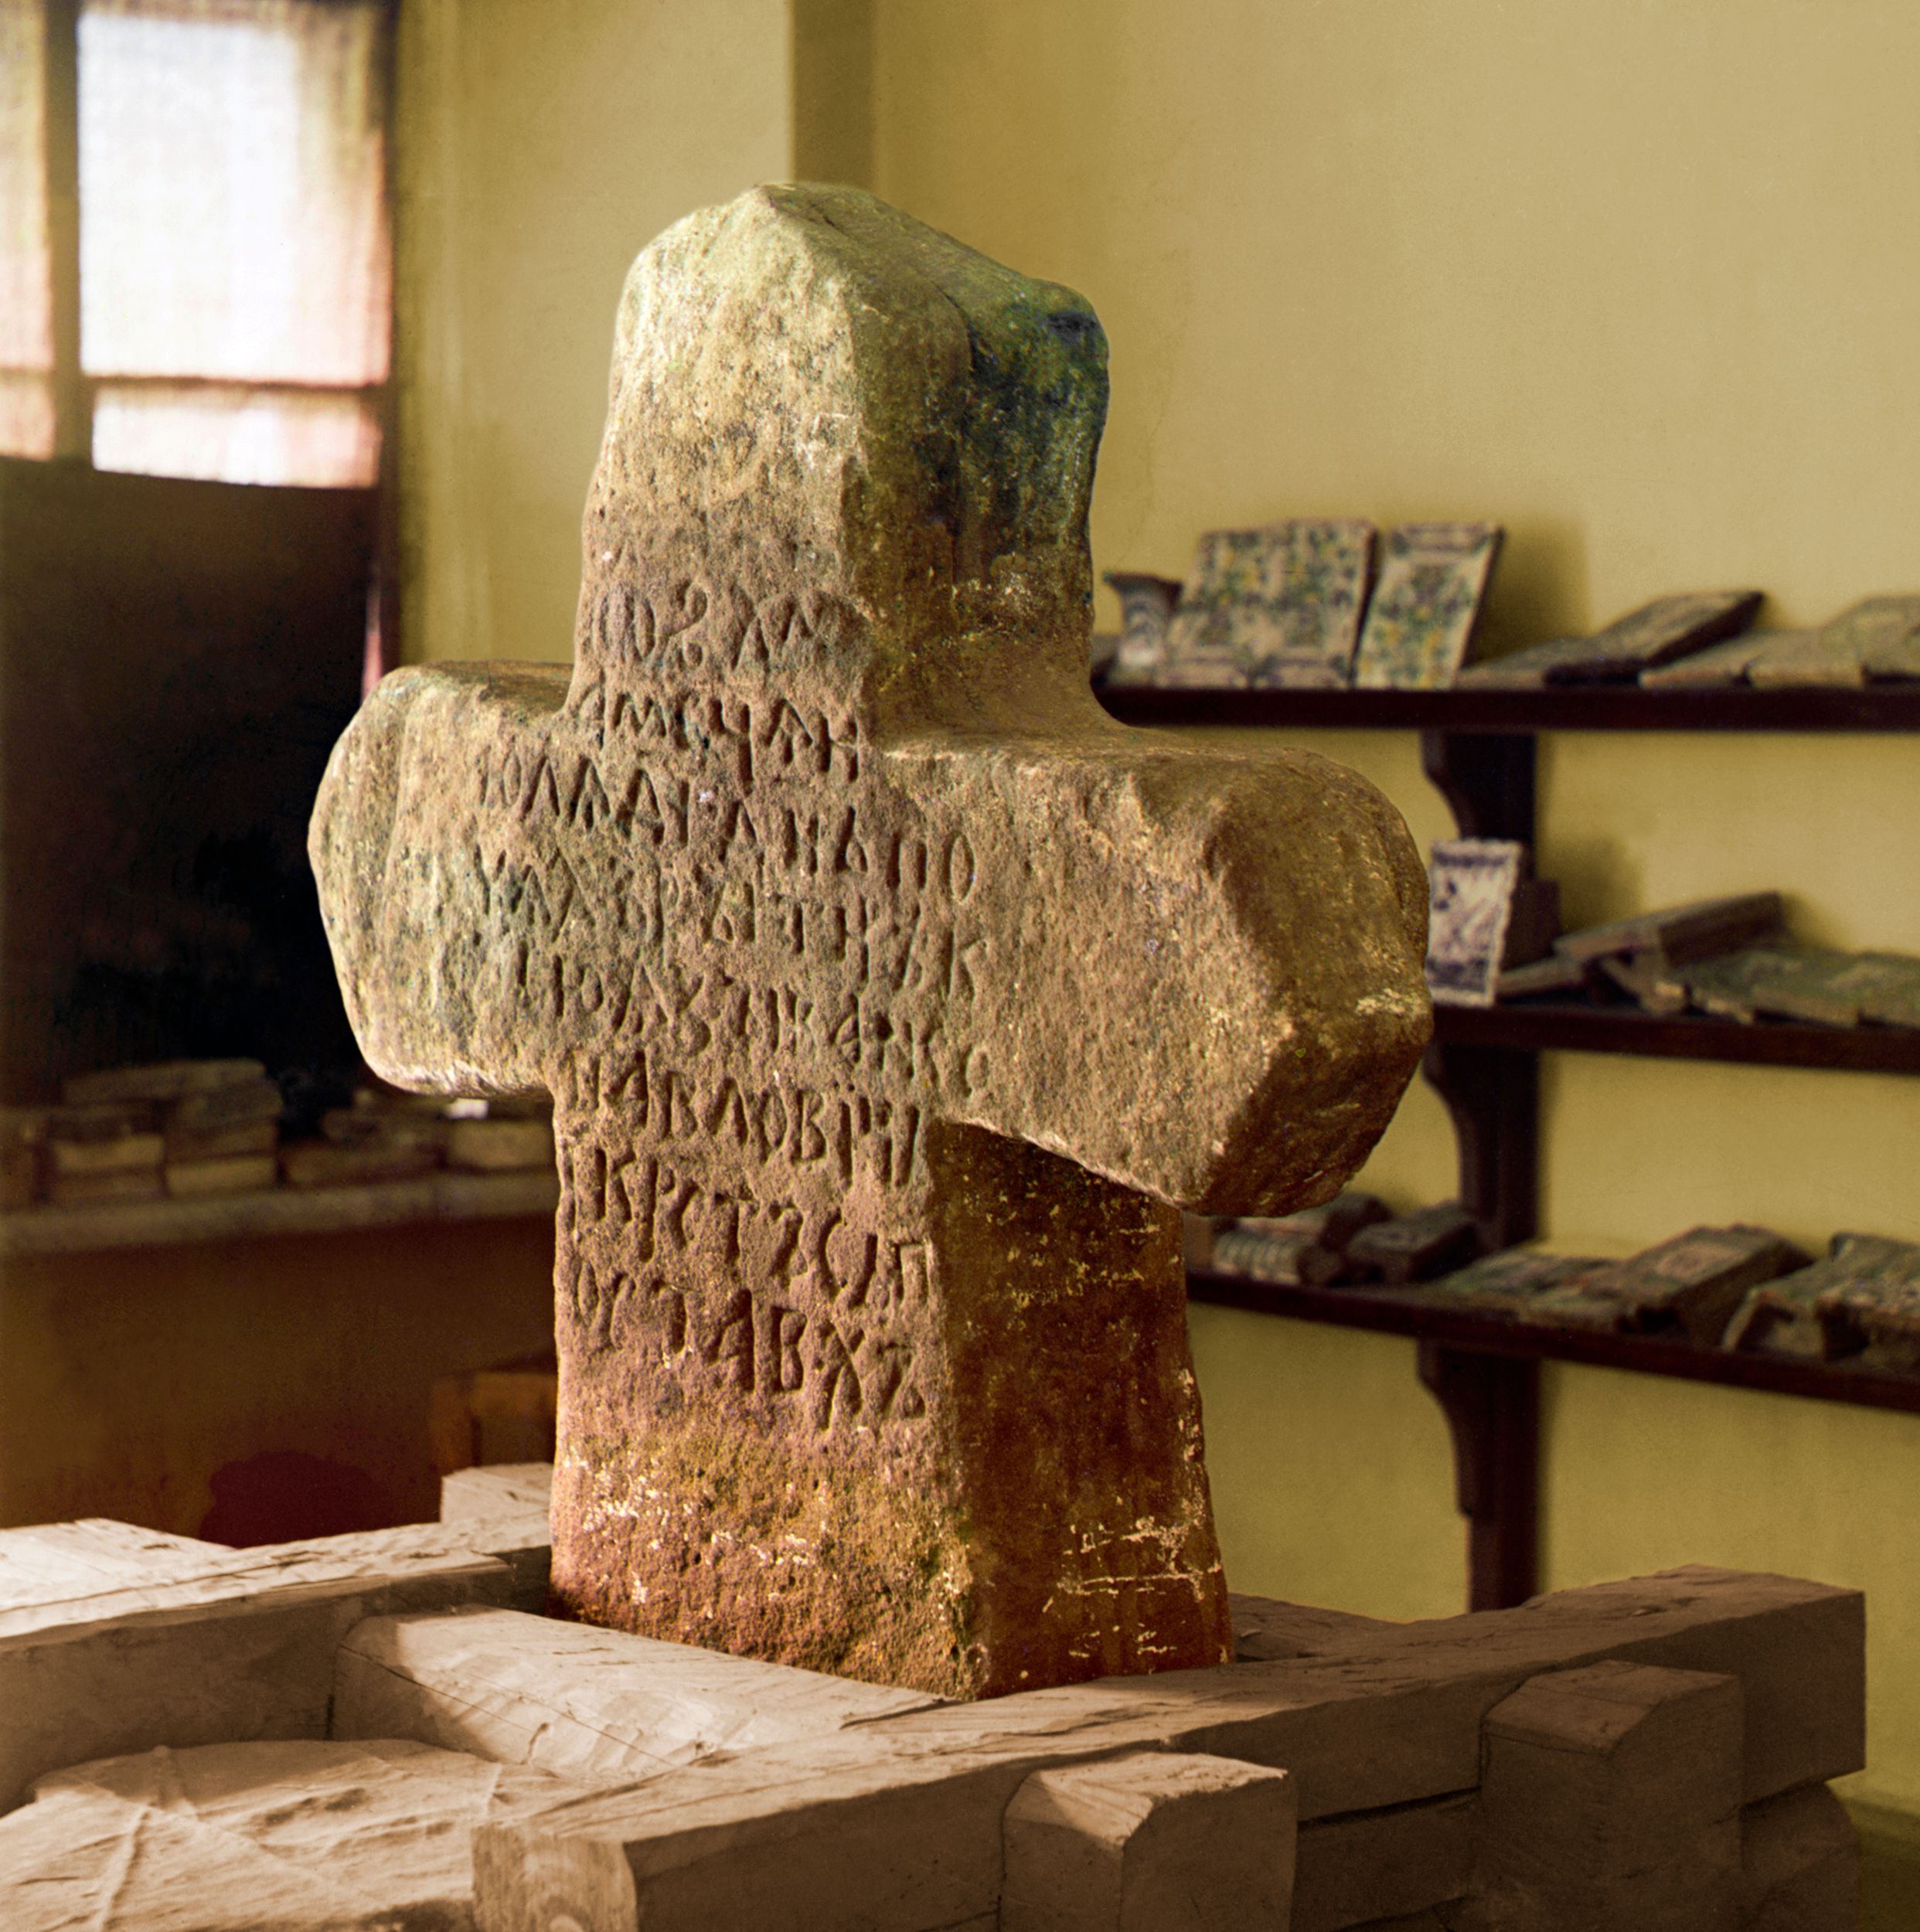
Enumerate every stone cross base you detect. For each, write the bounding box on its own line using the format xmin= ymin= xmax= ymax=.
xmin=0 ymin=1470 xmax=1863 ymax=1931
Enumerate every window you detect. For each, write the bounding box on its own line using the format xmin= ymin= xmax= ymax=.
xmin=0 ymin=0 xmax=389 ymax=487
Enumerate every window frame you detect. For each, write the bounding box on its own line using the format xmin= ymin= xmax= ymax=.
xmin=32 ymin=0 xmax=400 ymax=665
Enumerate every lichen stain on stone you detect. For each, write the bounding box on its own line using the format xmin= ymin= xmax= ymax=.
xmin=554 ymin=1417 xmax=979 ymax=1699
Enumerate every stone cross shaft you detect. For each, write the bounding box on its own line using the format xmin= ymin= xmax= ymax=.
xmin=311 ymin=186 xmax=1430 ymax=1699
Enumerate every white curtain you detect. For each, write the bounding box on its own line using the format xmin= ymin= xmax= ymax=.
xmin=0 ymin=0 xmax=53 ymax=457
xmin=80 ymin=0 xmax=389 ymax=388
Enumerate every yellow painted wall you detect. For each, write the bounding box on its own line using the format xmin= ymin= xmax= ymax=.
xmin=870 ymin=0 xmax=1920 ymax=1811
xmin=392 ymin=0 xmax=1920 ymax=1817
xmin=393 ymin=0 xmax=793 ymax=667
xmin=0 ymin=1219 xmax=557 ymax=1536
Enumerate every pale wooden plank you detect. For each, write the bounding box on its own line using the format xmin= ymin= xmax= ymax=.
xmin=0 ymin=1532 xmax=516 ymax=1811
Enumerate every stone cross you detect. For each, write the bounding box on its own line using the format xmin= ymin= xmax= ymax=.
xmin=311 ymin=185 xmax=1429 ymax=1700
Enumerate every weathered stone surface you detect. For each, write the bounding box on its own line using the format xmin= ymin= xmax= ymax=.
xmin=1000 ymin=1750 xmax=1295 ymax=1930
xmin=1738 ymin=1783 xmax=1858 ymax=1931
xmin=0 ymin=1528 xmax=513 ymax=1811
xmin=1472 ymin=1660 xmax=1742 ymax=1930
xmin=309 ymin=184 xmax=1430 ymax=1698
xmin=0 ymin=1740 xmax=588 ymax=1930
xmin=1561 ymin=1566 xmax=1864 ymax=1804
xmin=333 ymin=1604 xmax=943 ymax=1779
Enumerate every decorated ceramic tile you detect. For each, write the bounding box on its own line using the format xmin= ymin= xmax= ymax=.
xmin=1455 ymin=634 xmax=1595 ymax=689
xmin=1551 ymin=590 xmax=1761 ymax=682
xmin=1099 ymin=572 xmax=1184 ymax=684
xmin=1463 ymin=590 xmax=1760 ymax=689
xmin=1352 ymin=522 xmax=1502 ymax=689
xmin=1160 ymin=520 xmax=1376 ymax=688
xmin=1425 ymin=837 xmax=1526 ymax=1007
xmin=1770 ymin=594 xmax=1920 ymax=685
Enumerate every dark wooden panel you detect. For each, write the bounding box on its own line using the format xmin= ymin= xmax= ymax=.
xmin=1417 ymin=1343 xmax=1539 ymax=1610
xmin=1418 ymin=728 xmax=1536 ymax=843
xmin=0 ymin=457 xmax=373 ymax=1104
xmin=1422 ymin=1041 xmax=1539 ymax=1249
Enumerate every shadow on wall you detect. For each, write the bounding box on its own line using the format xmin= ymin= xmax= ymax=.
xmin=198 ymin=1451 xmax=393 ymax=1546
xmin=1857 ymin=1804 xmax=1920 ymax=1930
xmin=1462 ymin=515 xmax=1588 ymax=665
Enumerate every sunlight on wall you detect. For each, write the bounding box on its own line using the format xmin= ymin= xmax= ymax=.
xmin=394 ymin=0 xmax=790 ymax=665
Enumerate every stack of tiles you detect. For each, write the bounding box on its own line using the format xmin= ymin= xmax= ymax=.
xmin=37 ymin=1059 xmax=282 ymax=1205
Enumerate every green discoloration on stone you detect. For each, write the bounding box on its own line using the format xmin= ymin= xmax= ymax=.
xmin=562 ymin=1408 xmax=979 ymax=1699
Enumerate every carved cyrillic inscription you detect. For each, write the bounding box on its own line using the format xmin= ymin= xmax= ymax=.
xmin=456 ymin=672 xmax=994 ymax=1172
xmin=561 ymin=1140 xmax=931 ymax=1310
xmin=557 ymin=1125 xmax=931 ymax=1433
xmin=578 ymin=577 xmax=855 ymax=686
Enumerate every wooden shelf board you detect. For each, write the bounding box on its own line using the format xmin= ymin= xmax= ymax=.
xmin=1098 ymin=684 xmax=1920 ymax=734
xmin=1433 ymin=1000 xmax=1920 ymax=1073
xmin=0 ymin=1168 xmax=560 ymax=1259
xmin=1187 ymin=1269 xmax=1920 ymax=1417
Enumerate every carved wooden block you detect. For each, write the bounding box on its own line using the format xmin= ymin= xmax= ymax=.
xmin=0 ymin=1739 xmax=587 ymax=1931
xmin=460 ymin=1565 xmax=1860 ymax=1931
xmin=0 ymin=1529 xmax=514 ymax=1810
xmin=1738 ymin=1784 xmax=1859 ymax=1932
xmin=1000 ymin=1750 xmax=1295 ymax=1931
xmin=1477 ymin=1660 xmax=1742 ymax=1929
xmin=332 ymin=1605 xmax=942 ymax=1781
xmin=1292 ymin=1794 xmax=1477 ymax=1932
xmin=439 ymin=1460 xmax=554 ymax=1523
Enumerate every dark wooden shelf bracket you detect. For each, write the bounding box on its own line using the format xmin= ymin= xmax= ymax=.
xmin=1422 ymin=1039 xmax=1540 ymax=1251
xmin=1418 ymin=728 xmax=1537 ymax=843
xmin=1417 ymin=1341 xmax=1540 ymax=1611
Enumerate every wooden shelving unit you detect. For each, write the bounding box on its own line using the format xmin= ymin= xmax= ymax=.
xmin=1098 ymin=680 xmax=1920 ymax=1611
xmin=0 ymin=1169 xmax=560 ymax=1259
xmin=1098 ymin=683 xmax=1920 ymax=733
xmin=1433 ymin=1000 xmax=1920 ymax=1075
